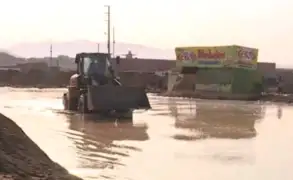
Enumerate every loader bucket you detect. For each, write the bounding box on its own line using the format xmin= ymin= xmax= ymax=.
xmin=86 ymin=86 xmax=151 ymax=111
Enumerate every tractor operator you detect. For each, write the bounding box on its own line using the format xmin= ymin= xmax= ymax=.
xmin=87 ymin=58 xmax=116 ymax=85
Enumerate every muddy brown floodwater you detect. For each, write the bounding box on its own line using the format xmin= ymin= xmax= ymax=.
xmin=0 ymin=87 xmax=292 ymax=180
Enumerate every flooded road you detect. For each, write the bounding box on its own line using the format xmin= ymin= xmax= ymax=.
xmin=0 ymin=87 xmax=292 ymax=180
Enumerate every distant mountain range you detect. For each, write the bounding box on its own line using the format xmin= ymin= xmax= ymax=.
xmin=0 ymin=40 xmax=176 ymax=69
xmin=0 ymin=52 xmax=26 ymax=67
xmin=6 ymin=40 xmax=175 ymax=59
xmin=0 ymin=40 xmax=291 ymax=69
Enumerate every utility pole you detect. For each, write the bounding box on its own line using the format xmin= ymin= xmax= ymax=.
xmin=97 ymin=43 xmax=100 ymax=52
xmin=56 ymin=55 xmax=59 ymax=69
xmin=112 ymin=26 xmax=115 ymax=58
xmin=49 ymin=44 xmax=52 ymax=67
xmin=105 ymin=5 xmax=111 ymax=60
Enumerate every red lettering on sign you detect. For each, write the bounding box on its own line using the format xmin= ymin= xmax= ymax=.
xmin=197 ymin=49 xmax=225 ymax=59
xmin=177 ymin=48 xmax=225 ymax=61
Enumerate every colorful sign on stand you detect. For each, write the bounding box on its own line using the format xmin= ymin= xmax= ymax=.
xmin=175 ymin=45 xmax=258 ymax=69
xmin=175 ymin=46 xmax=235 ymax=68
xmin=234 ymin=46 xmax=258 ymax=69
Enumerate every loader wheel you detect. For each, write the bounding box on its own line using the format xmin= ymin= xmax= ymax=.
xmin=69 ymin=98 xmax=78 ymax=111
xmin=78 ymin=94 xmax=88 ymax=113
xmin=63 ymin=93 xmax=78 ymax=111
xmin=63 ymin=94 xmax=68 ymax=110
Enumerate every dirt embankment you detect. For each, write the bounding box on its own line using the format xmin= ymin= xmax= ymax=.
xmin=0 ymin=113 xmax=82 ymax=180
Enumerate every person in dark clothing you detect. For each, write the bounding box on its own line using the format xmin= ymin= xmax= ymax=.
xmin=87 ymin=60 xmax=108 ymax=85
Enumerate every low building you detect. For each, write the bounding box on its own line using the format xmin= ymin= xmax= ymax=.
xmin=257 ymin=62 xmax=278 ymax=93
xmin=169 ymin=45 xmax=262 ymax=97
xmin=276 ymin=68 xmax=293 ymax=93
xmin=109 ymin=57 xmax=175 ymax=88
xmin=16 ymin=62 xmax=48 ymax=73
xmin=110 ymin=58 xmax=175 ymax=73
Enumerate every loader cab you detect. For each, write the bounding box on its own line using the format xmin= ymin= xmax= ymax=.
xmin=75 ymin=53 xmax=111 ymax=76
xmin=74 ymin=53 xmax=114 ymax=86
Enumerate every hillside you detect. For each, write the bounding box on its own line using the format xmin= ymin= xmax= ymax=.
xmin=0 ymin=52 xmax=26 ymax=66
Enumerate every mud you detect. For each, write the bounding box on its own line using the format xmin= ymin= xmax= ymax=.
xmin=0 ymin=113 xmax=82 ymax=180
xmin=161 ymin=91 xmax=260 ymax=101
xmin=160 ymin=91 xmax=293 ymax=104
xmin=261 ymin=93 xmax=293 ymax=103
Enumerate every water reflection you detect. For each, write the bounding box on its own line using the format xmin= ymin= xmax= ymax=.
xmin=168 ymin=99 xmax=265 ymax=140
xmin=277 ymin=105 xmax=283 ymax=119
xmin=62 ymin=114 xmax=149 ymax=170
xmin=5 ymin=88 xmax=293 ymax=180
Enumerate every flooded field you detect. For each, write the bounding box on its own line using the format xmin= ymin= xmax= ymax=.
xmin=0 ymin=87 xmax=292 ymax=180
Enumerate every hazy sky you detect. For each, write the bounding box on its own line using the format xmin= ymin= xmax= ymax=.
xmin=0 ymin=0 xmax=292 ymax=64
